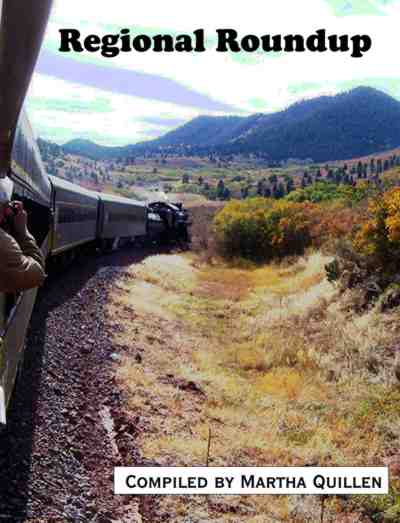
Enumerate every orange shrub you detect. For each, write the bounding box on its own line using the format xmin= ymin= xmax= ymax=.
xmin=213 ymin=198 xmax=318 ymax=262
xmin=309 ymin=202 xmax=365 ymax=248
xmin=353 ymin=188 xmax=400 ymax=266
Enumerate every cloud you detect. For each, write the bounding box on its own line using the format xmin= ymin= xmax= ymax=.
xmin=28 ymin=0 xmax=400 ymax=144
xmin=36 ymin=49 xmax=239 ymax=112
xmin=28 ymin=96 xmax=112 ymax=113
xmin=138 ymin=117 xmax=188 ymax=127
xmin=323 ymin=0 xmax=397 ymax=16
xmin=27 ymin=74 xmax=212 ymax=145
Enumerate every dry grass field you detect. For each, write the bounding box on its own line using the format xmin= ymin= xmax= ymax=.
xmin=107 ymin=248 xmax=400 ymax=522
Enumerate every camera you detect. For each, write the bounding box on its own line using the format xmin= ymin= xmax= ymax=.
xmin=5 ymin=202 xmax=19 ymax=216
xmin=2 ymin=202 xmax=19 ymax=230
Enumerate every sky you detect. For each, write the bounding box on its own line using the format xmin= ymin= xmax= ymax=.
xmin=26 ymin=0 xmax=400 ymax=146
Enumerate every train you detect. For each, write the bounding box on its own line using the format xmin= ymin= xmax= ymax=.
xmin=0 ymin=0 xmax=191 ymax=423
xmin=0 ymin=110 xmax=191 ymax=424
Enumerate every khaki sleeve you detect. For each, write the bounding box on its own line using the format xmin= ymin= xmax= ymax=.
xmin=13 ymin=230 xmax=46 ymax=269
xmin=0 ymin=229 xmax=46 ymax=293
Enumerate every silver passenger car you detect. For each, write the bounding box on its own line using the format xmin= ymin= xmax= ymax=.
xmin=97 ymin=192 xmax=147 ymax=248
xmin=0 ymin=113 xmax=52 ymax=423
xmin=48 ymin=175 xmax=99 ymax=256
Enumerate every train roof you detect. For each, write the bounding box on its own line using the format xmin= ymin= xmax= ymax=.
xmin=11 ymin=111 xmax=52 ymax=206
xmin=0 ymin=0 xmax=53 ymax=174
xmin=48 ymin=177 xmax=147 ymax=208
xmin=97 ymin=191 xmax=146 ymax=207
xmin=48 ymin=175 xmax=100 ymax=200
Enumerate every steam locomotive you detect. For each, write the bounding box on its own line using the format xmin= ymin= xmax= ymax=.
xmin=0 ymin=0 xmax=190 ymax=423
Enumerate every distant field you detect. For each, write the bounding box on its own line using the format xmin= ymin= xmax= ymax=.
xmin=40 ymin=144 xmax=400 ymax=204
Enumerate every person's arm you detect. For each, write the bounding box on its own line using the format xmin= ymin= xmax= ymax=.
xmin=13 ymin=229 xmax=45 ymax=268
xmin=10 ymin=201 xmax=46 ymax=270
xmin=0 ymin=228 xmax=46 ymax=293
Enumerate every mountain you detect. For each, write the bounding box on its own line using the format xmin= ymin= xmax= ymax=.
xmin=149 ymin=115 xmax=246 ymax=147
xmin=61 ymin=139 xmax=134 ymax=160
xmin=138 ymin=87 xmax=400 ymax=161
xmin=41 ymin=87 xmax=400 ymax=162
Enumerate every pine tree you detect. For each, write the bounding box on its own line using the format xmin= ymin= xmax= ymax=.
xmin=217 ymin=179 xmax=225 ymax=199
xmin=273 ymin=183 xmax=285 ymax=199
xmin=286 ymin=178 xmax=294 ymax=193
xmin=257 ymin=180 xmax=265 ymax=196
xmin=370 ymin=158 xmax=376 ymax=174
xmin=264 ymin=187 xmax=271 ymax=197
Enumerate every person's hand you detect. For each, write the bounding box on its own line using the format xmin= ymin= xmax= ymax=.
xmin=11 ymin=201 xmax=28 ymax=237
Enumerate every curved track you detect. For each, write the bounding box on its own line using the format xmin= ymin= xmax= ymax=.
xmin=0 ymin=246 xmax=160 ymax=522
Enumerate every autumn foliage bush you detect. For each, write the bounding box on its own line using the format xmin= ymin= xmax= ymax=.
xmin=210 ymin=184 xmax=400 ymax=308
xmin=213 ymin=198 xmax=318 ymax=262
xmin=309 ymin=202 xmax=365 ymax=249
xmin=354 ymin=188 xmax=400 ymax=268
xmin=213 ymin=196 xmax=366 ymax=263
xmin=326 ymin=188 xmax=400 ymax=307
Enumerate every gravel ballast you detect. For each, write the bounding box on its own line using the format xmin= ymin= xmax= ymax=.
xmin=0 ymin=248 xmax=153 ymax=522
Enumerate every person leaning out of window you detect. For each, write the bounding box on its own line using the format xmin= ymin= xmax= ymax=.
xmin=0 ymin=176 xmax=46 ymax=293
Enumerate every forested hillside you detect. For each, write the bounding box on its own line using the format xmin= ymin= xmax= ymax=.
xmin=141 ymin=87 xmax=400 ymax=161
xmin=42 ymin=87 xmax=400 ymax=163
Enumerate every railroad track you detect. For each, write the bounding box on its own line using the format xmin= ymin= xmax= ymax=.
xmin=0 ymin=246 xmax=156 ymax=522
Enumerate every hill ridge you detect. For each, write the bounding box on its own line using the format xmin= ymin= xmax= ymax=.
xmin=45 ymin=87 xmax=400 ymax=162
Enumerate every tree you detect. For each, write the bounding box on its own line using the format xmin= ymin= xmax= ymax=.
xmin=268 ymin=174 xmax=278 ymax=185
xmin=273 ymin=183 xmax=286 ymax=199
xmin=370 ymin=158 xmax=376 ymax=174
xmin=217 ymin=179 xmax=225 ymax=199
xmin=264 ymin=187 xmax=272 ymax=197
xmin=223 ymin=187 xmax=231 ymax=200
xmin=286 ymin=178 xmax=294 ymax=194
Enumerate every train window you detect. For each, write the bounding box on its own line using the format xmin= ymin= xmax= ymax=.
xmin=109 ymin=212 xmax=137 ymax=222
xmin=57 ymin=204 xmax=97 ymax=224
xmin=108 ymin=212 xmax=141 ymax=222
